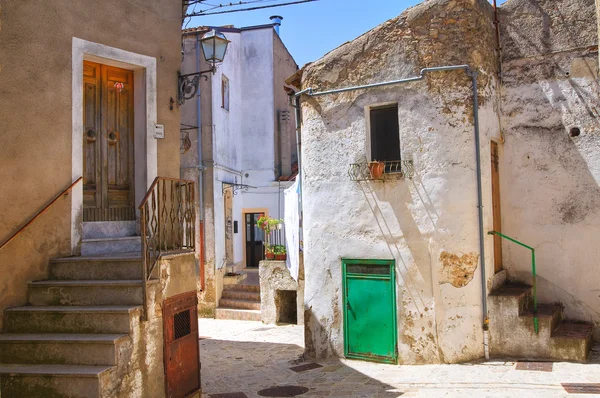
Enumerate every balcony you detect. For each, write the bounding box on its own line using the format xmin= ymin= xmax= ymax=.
xmin=348 ymin=160 xmax=414 ymax=181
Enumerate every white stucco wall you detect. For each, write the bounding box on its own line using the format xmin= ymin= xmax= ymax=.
xmin=298 ymin=0 xmax=500 ymax=364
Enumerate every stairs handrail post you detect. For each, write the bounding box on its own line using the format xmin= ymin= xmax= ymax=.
xmin=487 ymin=230 xmax=538 ymax=334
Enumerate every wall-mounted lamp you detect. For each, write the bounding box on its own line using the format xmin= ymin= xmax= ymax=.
xmin=178 ymin=29 xmax=230 ymax=105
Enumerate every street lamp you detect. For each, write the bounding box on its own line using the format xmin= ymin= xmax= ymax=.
xmin=178 ymin=29 xmax=230 ymax=104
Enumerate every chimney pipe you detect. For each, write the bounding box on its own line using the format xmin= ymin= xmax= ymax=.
xmin=270 ymin=15 xmax=283 ymax=35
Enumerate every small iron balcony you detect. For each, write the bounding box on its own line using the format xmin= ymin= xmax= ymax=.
xmin=348 ymin=160 xmax=414 ymax=181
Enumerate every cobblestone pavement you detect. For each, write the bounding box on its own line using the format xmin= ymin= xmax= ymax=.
xmin=199 ymin=318 xmax=600 ymax=398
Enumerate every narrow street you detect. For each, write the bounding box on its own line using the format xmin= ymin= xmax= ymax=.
xmin=199 ymin=319 xmax=600 ymax=398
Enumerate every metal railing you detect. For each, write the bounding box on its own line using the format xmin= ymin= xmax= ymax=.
xmin=139 ymin=177 xmax=196 ymax=320
xmin=348 ymin=160 xmax=414 ymax=181
xmin=487 ymin=231 xmax=538 ymax=333
xmin=0 ymin=177 xmax=83 ymax=252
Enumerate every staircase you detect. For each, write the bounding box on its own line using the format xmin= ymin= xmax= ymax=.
xmin=215 ymin=283 xmax=261 ymax=321
xmin=0 ymin=219 xmax=150 ymax=397
xmin=489 ymin=283 xmax=594 ymax=362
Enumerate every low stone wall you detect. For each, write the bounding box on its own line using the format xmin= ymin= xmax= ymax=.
xmin=259 ymin=260 xmax=304 ymax=326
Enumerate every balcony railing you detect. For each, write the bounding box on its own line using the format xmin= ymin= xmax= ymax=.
xmin=139 ymin=177 xmax=196 ymax=320
xmin=348 ymin=160 xmax=414 ymax=181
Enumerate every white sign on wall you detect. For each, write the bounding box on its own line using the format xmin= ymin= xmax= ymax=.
xmin=154 ymin=124 xmax=165 ymax=139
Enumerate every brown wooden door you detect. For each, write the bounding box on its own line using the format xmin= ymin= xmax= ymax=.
xmin=83 ymin=61 xmax=135 ymax=221
xmin=491 ymin=141 xmax=503 ymax=273
xmin=164 ymin=292 xmax=201 ymax=398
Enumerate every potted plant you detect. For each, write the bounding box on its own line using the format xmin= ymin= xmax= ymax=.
xmin=257 ymin=214 xmax=283 ymax=259
xmin=368 ymin=160 xmax=385 ymax=180
xmin=265 ymin=245 xmax=275 ymax=260
xmin=273 ymin=245 xmax=287 ymax=261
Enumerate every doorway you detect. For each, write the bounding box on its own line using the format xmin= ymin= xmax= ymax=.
xmin=342 ymin=259 xmax=397 ymax=364
xmin=245 ymin=213 xmax=264 ymax=268
xmin=82 ymin=61 xmax=135 ymax=222
xmin=491 ymin=141 xmax=503 ymax=273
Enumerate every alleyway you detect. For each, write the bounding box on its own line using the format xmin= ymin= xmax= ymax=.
xmin=199 ymin=319 xmax=600 ymax=397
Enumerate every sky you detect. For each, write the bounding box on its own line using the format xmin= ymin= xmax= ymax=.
xmin=188 ymin=0 xmax=507 ymax=67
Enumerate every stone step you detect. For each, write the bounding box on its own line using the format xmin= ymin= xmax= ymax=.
xmin=4 ymin=306 xmax=141 ymax=334
xmin=490 ymin=283 xmax=533 ymax=315
xmin=551 ymin=321 xmax=594 ymax=362
xmin=215 ymin=308 xmax=261 ymax=322
xmin=83 ymin=221 xmax=137 ymax=239
xmin=0 ymin=363 xmax=113 ymax=398
xmin=221 ymin=289 xmax=261 ymax=301
xmin=520 ymin=304 xmax=564 ymax=333
xmin=219 ymin=298 xmax=261 ymax=310
xmin=28 ymin=280 xmax=147 ymax=306
xmin=0 ymin=333 xmax=129 ymax=366
xmin=50 ymin=256 xmax=143 ymax=280
xmin=81 ymin=236 xmax=141 ymax=256
xmin=222 ymin=284 xmax=260 ymax=293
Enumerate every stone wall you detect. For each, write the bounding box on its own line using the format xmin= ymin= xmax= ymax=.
xmin=299 ymin=0 xmax=500 ymax=363
xmin=259 ymin=260 xmax=304 ymax=325
xmin=499 ymin=0 xmax=600 ymax=340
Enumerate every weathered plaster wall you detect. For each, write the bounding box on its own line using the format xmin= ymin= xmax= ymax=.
xmin=498 ymin=0 xmax=600 ymax=339
xmin=273 ymin=33 xmax=299 ymax=176
xmin=0 ymin=0 xmax=182 ymax=329
xmin=299 ymin=0 xmax=500 ymax=364
xmin=107 ymin=253 xmax=197 ymax=397
xmin=259 ymin=260 xmax=304 ymax=325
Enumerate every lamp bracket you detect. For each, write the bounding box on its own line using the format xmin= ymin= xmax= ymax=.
xmin=178 ymin=67 xmax=215 ymax=105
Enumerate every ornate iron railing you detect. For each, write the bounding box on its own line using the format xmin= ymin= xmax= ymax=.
xmin=348 ymin=160 xmax=414 ymax=181
xmin=139 ymin=177 xmax=196 ymax=320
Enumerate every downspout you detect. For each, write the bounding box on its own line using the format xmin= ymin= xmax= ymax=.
xmin=292 ymin=65 xmax=490 ymax=359
xmin=196 ymin=35 xmax=206 ymax=290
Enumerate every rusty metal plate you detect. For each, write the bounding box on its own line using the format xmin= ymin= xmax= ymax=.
xmin=289 ymin=362 xmax=323 ymax=372
xmin=515 ymin=361 xmax=553 ymax=372
xmin=257 ymin=386 xmax=309 ymax=397
xmin=209 ymin=393 xmax=248 ymax=398
xmin=562 ymin=384 xmax=600 ymax=394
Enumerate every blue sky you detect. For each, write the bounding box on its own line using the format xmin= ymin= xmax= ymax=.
xmin=188 ymin=0 xmax=506 ymax=67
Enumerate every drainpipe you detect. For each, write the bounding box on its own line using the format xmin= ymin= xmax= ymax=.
xmin=292 ymin=65 xmax=490 ymax=359
xmin=196 ymin=35 xmax=206 ymax=289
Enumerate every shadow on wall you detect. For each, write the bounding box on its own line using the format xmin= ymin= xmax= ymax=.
xmin=199 ymin=338 xmax=402 ymax=397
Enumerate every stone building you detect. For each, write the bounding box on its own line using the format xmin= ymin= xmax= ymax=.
xmin=291 ymin=0 xmax=599 ymax=364
xmin=180 ymin=20 xmax=298 ymax=320
xmin=0 ymin=1 xmax=201 ymax=396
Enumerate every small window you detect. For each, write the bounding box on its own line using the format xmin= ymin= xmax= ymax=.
xmin=221 ymin=75 xmax=229 ymax=111
xmin=370 ymin=105 xmax=400 ymax=165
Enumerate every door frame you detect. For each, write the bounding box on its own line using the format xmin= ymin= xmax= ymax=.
xmin=242 ymin=208 xmax=268 ymax=268
xmin=71 ymin=37 xmax=158 ymax=254
xmin=342 ymin=258 xmax=398 ymax=364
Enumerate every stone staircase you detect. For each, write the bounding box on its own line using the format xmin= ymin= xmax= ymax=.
xmin=0 ymin=254 xmax=149 ymax=397
xmin=489 ymin=283 xmax=594 ymax=362
xmin=215 ymin=284 xmax=261 ymax=321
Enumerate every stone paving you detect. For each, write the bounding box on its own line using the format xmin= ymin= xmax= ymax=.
xmin=199 ymin=318 xmax=600 ymax=398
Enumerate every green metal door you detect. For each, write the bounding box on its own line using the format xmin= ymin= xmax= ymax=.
xmin=343 ymin=259 xmax=397 ymax=364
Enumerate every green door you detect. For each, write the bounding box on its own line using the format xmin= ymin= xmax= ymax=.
xmin=343 ymin=259 xmax=397 ymax=364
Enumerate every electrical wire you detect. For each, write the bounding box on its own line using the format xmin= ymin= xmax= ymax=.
xmin=186 ymin=0 xmax=318 ymax=17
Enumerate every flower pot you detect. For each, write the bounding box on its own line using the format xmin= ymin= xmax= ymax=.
xmin=275 ymin=253 xmax=287 ymax=261
xmin=265 ymin=252 xmax=275 ymax=260
xmin=368 ymin=161 xmax=385 ymax=180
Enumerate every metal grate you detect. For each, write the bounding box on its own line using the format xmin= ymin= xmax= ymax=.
xmin=515 ymin=361 xmax=553 ymax=372
xmin=562 ymin=384 xmax=600 ymax=394
xmin=257 ymin=386 xmax=309 ymax=397
xmin=289 ymin=362 xmax=323 ymax=373
xmin=174 ymin=309 xmax=191 ymax=340
xmin=348 ymin=160 xmax=414 ymax=181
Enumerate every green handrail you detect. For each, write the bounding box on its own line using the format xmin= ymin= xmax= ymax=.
xmin=488 ymin=231 xmax=538 ymax=334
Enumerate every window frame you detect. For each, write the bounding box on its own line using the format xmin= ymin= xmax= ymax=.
xmin=365 ymin=102 xmax=401 ymax=165
xmin=221 ymin=74 xmax=229 ymax=111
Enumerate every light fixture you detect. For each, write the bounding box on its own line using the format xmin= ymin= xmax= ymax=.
xmin=178 ymin=29 xmax=230 ymax=105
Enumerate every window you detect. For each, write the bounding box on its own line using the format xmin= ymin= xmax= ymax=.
xmin=369 ymin=104 xmax=400 ymax=163
xmin=221 ymin=75 xmax=229 ymax=110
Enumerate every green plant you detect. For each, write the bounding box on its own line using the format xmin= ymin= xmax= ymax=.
xmin=273 ymin=245 xmax=286 ymax=255
xmin=256 ymin=214 xmax=283 ymax=235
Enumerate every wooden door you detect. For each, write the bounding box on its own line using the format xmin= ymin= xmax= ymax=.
xmin=224 ymin=187 xmax=234 ymax=265
xmin=343 ymin=259 xmax=397 ymax=364
xmin=83 ymin=61 xmax=135 ymax=221
xmin=491 ymin=141 xmax=503 ymax=273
